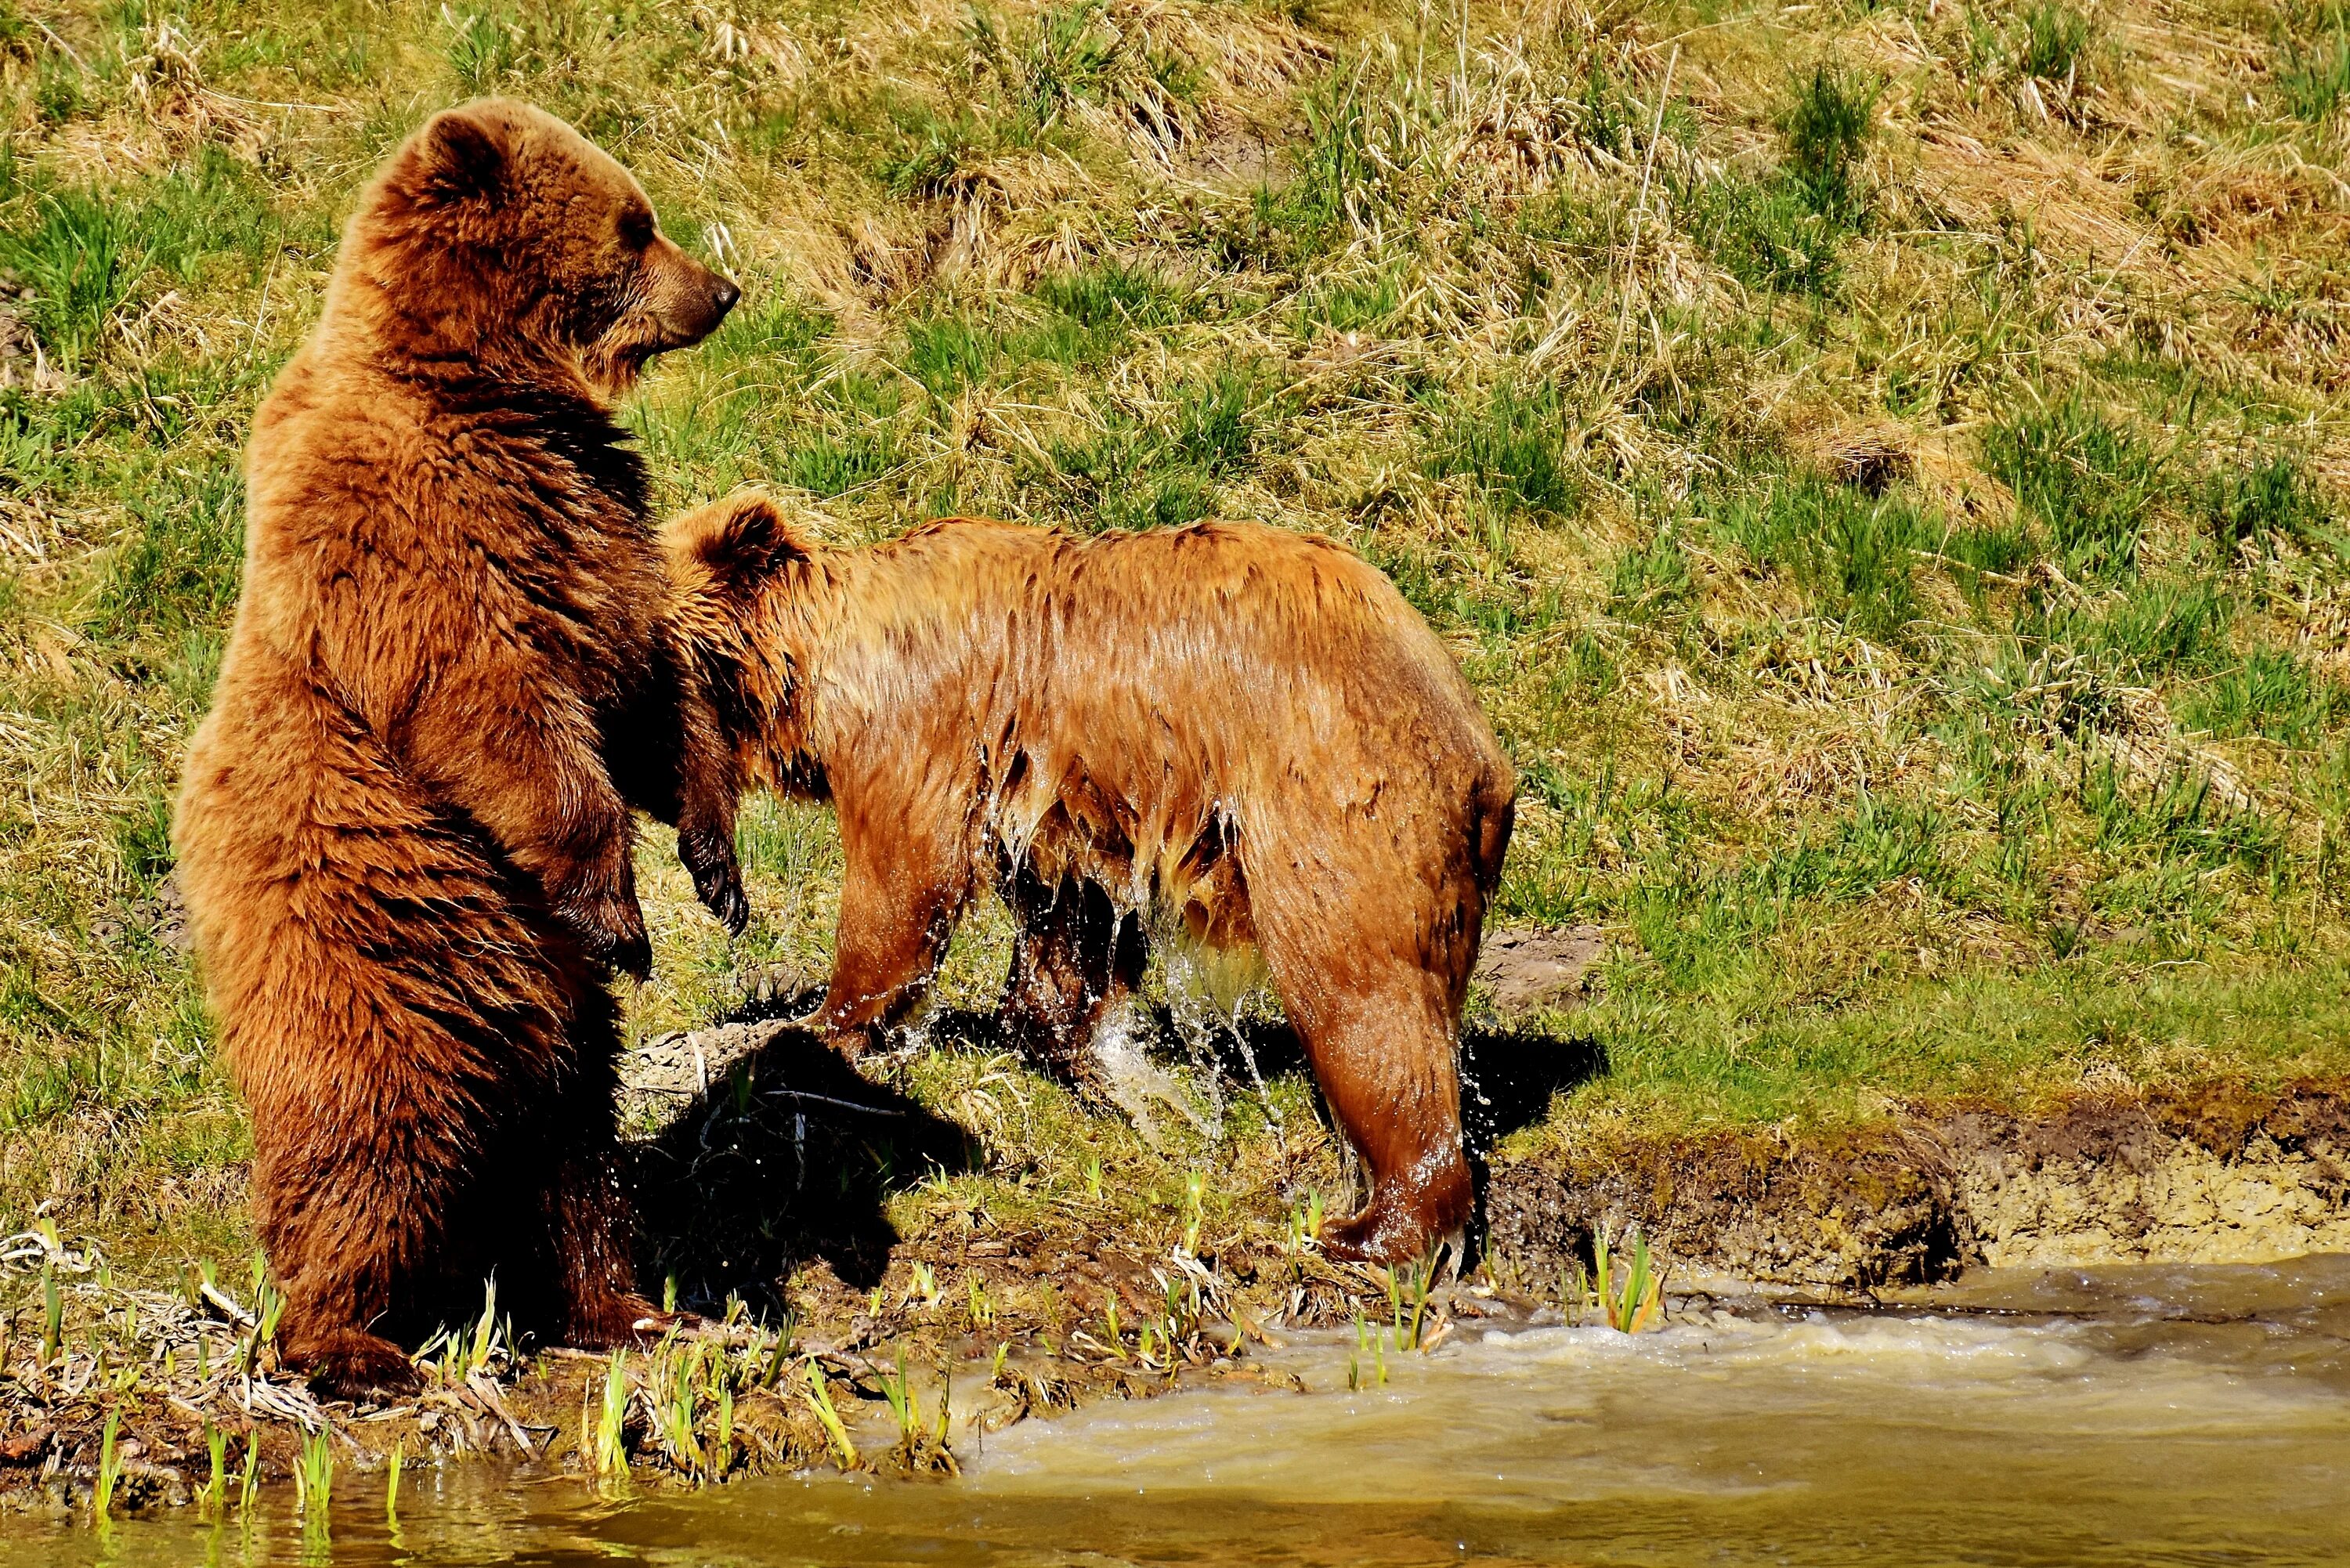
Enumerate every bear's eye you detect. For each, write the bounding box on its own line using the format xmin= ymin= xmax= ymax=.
xmin=617 ymin=207 xmax=655 ymax=251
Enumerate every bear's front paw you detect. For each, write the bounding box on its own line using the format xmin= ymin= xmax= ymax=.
xmin=679 ymin=830 xmax=750 ymax=936
xmin=699 ymin=864 xmax=750 ymax=936
xmin=561 ymin=888 xmax=653 ymax=981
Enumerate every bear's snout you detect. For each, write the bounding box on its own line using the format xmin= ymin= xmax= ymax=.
xmin=642 ymin=237 xmax=739 ymax=349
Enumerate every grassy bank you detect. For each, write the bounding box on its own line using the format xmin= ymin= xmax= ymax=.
xmin=2 ymin=0 xmax=2348 ymax=1338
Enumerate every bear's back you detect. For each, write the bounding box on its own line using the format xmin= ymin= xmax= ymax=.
xmin=826 ymin=515 xmax=1506 ymax=797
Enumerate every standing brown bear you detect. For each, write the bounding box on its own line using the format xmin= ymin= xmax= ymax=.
xmin=664 ymin=493 xmax=1517 ymax=1263
xmin=173 ymin=99 xmax=746 ymax=1395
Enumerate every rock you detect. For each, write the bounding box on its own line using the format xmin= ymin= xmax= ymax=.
xmin=1474 ymin=925 xmax=1605 ymax=1016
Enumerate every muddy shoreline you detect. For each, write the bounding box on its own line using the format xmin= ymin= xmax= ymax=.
xmin=3 ymin=1077 xmax=2343 ymax=1520
xmin=1488 ymin=1083 xmax=2350 ymax=1293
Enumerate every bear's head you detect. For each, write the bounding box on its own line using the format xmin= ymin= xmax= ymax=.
xmin=663 ymin=490 xmax=823 ymax=791
xmin=338 ymin=98 xmax=738 ymax=399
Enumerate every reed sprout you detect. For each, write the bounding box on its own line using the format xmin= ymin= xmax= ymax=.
xmin=1592 ymin=1223 xmax=1664 ymax=1334
xmin=875 ymin=1346 xmax=922 ymax=1447
xmin=804 ymin=1364 xmax=859 ymax=1469
xmin=39 ymin=1261 xmax=60 ymax=1367
xmin=759 ymin=1316 xmax=797 ymax=1388
xmin=92 ymin=1411 xmax=120 ymax=1522
xmin=967 ymin=1271 xmax=996 ymax=1330
xmin=200 ymin=1423 xmax=227 ymax=1518
xmin=291 ymin=1423 xmax=334 ymax=1519
xmin=592 ymin=1351 xmax=631 ymax=1475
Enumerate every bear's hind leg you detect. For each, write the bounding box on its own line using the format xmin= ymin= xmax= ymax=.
xmin=1274 ymin=963 xmax=1473 ymax=1265
xmin=251 ymin=1067 xmax=452 ymax=1398
xmin=1000 ymin=869 xmax=1143 ymax=1085
xmin=544 ymin=990 xmax=666 ymax=1347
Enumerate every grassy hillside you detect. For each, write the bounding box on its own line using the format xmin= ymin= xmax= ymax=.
xmin=2 ymin=0 xmax=2348 ymax=1281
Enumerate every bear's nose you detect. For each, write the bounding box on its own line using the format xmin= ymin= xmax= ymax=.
xmin=710 ymin=278 xmax=740 ymax=318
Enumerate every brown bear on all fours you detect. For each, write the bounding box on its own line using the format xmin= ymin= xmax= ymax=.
xmin=664 ymin=492 xmax=1517 ymax=1264
xmin=172 ymin=99 xmax=747 ymax=1396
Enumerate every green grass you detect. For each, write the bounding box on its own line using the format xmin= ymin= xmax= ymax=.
xmin=1983 ymin=395 xmax=2169 ymax=577
xmin=2279 ymin=23 xmax=2350 ymax=122
xmin=1 ymin=0 xmax=2348 ymax=1295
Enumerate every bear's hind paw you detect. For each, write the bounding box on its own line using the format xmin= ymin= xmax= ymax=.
xmin=295 ymin=1329 xmax=425 ymax=1400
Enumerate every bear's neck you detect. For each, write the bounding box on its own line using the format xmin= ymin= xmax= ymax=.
xmin=319 ymin=258 xmax=610 ymax=410
xmin=306 ymin=288 xmax=648 ymax=519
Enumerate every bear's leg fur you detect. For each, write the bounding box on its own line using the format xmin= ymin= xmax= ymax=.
xmin=244 ymin=968 xmax=487 ymax=1397
xmin=226 ymin=827 xmax=653 ymax=1394
xmin=1293 ymin=977 xmax=1473 ymax=1262
xmin=819 ymin=809 xmax=974 ymax=1056
xmin=999 ymin=869 xmax=1146 ymax=1086
xmin=539 ymin=980 xmax=665 ymax=1346
xmin=1256 ymin=901 xmax=1476 ymax=1263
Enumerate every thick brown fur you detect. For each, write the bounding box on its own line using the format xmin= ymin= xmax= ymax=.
xmin=172 ymin=99 xmax=744 ymax=1396
xmin=666 ymin=493 xmax=1517 ymax=1264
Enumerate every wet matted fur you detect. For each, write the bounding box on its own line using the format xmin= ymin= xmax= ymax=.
xmin=667 ymin=493 xmax=1516 ymax=1263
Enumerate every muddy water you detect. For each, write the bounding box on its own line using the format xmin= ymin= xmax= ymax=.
xmin=20 ymin=1256 xmax=2350 ymax=1567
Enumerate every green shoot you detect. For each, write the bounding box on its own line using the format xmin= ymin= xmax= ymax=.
xmin=40 ymin=1262 xmax=60 ymax=1366
xmin=876 ymin=1345 xmax=921 ymax=1445
xmin=466 ymin=1279 xmax=498 ymax=1377
xmin=1406 ymin=1255 xmax=1434 ymax=1351
xmin=292 ymin=1423 xmax=334 ymax=1517
xmin=804 ymin=1364 xmax=859 ymax=1468
xmin=385 ymin=1438 xmax=403 ymax=1520
xmin=201 ymin=1423 xmax=226 ymax=1517
xmin=92 ymin=1411 xmax=120 ymax=1521
xmin=761 ymin=1315 xmax=797 ymax=1387
xmin=1180 ymin=1169 xmax=1206 ymax=1254
xmin=1593 ymin=1223 xmax=1664 ymax=1333
xmin=595 ymin=1350 xmax=631 ymax=1475
xmin=967 ymin=1271 xmax=995 ymax=1330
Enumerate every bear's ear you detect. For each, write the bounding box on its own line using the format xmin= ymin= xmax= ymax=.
xmin=669 ymin=490 xmax=809 ymax=596
xmin=418 ymin=104 xmax=508 ymax=202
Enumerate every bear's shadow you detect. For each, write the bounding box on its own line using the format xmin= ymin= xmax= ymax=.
xmin=1143 ymin=1006 xmax=1607 ymax=1162
xmin=624 ymin=994 xmax=977 ymax=1314
xmin=627 ymin=992 xmax=1605 ymax=1310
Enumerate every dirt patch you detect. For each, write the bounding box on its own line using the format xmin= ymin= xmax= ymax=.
xmin=1473 ymin=926 xmax=1606 ymax=1016
xmin=1484 ymin=1083 xmax=2350 ymax=1295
